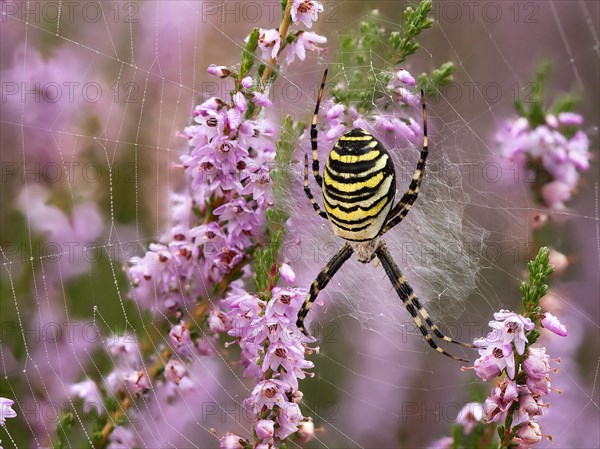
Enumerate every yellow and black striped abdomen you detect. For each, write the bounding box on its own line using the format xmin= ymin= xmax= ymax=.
xmin=322 ymin=128 xmax=396 ymax=241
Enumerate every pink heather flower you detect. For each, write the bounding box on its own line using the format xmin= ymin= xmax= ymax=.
xmin=276 ymin=401 xmax=303 ymax=439
xmin=69 ymin=380 xmax=104 ymax=415
xmin=279 ymin=263 xmax=296 ymax=284
xmin=164 ymin=359 xmax=188 ymax=385
xmin=428 ymin=437 xmax=454 ymax=449
xmin=476 ymin=344 xmax=516 ymax=379
xmin=108 ymin=426 xmax=139 ymax=449
xmin=545 ymin=114 xmax=559 ymax=128
xmin=395 ymin=68 xmax=417 ymax=86
xmin=219 ymin=432 xmax=247 ymax=449
xmin=256 ymin=28 xmax=281 ymax=61
xmin=517 ymin=421 xmax=543 ymax=445
xmin=207 ymin=64 xmax=230 ymax=78
xmin=107 ymin=334 xmax=140 ymax=367
xmin=213 ymin=197 xmax=260 ymax=237
xmin=208 ymin=308 xmax=231 ymax=333
xmin=233 ymin=91 xmax=247 ymax=112
xmin=526 ymin=376 xmax=551 ymax=396
xmin=241 ymin=76 xmax=253 ymax=89
xmin=474 ymin=354 xmax=502 ymax=380
xmin=541 ymin=312 xmax=568 ymax=336
xmin=523 ymin=347 xmax=551 ymax=379
xmin=286 ymin=31 xmax=327 ymax=65
xmin=483 ymin=379 xmax=518 ymax=423
xmin=456 ymin=402 xmax=484 ymax=434
xmin=518 ymin=388 xmax=544 ymax=421
xmin=291 ymin=0 xmax=324 ymax=28
xmin=255 ymin=419 xmax=275 ymax=439
xmin=246 ymin=379 xmax=289 ymax=413
xmin=297 ymin=419 xmax=315 ymax=443
xmin=558 ymin=112 xmax=583 ymax=126
xmin=0 ymin=397 xmax=17 ymax=425
xmin=492 ymin=310 xmax=535 ymax=355
xmin=124 ymin=370 xmax=150 ymax=395
xmin=169 ymin=322 xmax=196 ymax=358
xmin=250 ymin=91 xmax=272 ymax=107
xmin=541 ymin=180 xmax=572 ymax=209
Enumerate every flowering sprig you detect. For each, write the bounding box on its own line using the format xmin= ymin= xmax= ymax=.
xmin=445 ymin=248 xmax=567 ymax=449
xmin=211 ymin=116 xmax=316 ymax=448
xmin=59 ymin=2 xmax=322 ymax=447
xmin=497 ymin=63 xmax=591 ymax=209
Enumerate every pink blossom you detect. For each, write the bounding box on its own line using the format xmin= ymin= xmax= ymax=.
xmin=276 ymin=402 xmax=303 ymax=439
xmin=541 ymin=180 xmax=572 ymax=209
xmin=456 ymin=402 xmax=484 ymax=434
xmin=164 ymin=359 xmax=188 ymax=385
xmin=108 ymin=426 xmax=139 ymax=449
xmin=523 ymin=346 xmax=551 ymax=379
xmin=492 ymin=310 xmax=535 ymax=355
xmin=250 ymin=91 xmax=273 ymax=107
xmin=395 ymin=68 xmax=417 ymax=86
xmin=169 ymin=322 xmax=196 ymax=358
xmin=241 ymin=76 xmax=253 ymax=89
xmin=286 ymin=31 xmax=327 ymax=65
xmin=219 ymin=433 xmax=246 ymax=449
xmin=207 ymin=64 xmax=230 ymax=78
xmin=558 ymin=112 xmax=583 ymax=126
xmin=474 ymin=354 xmax=502 ymax=380
xmin=541 ymin=312 xmax=568 ymax=336
xmin=279 ymin=263 xmax=296 ymax=284
xmin=291 ymin=0 xmax=324 ymax=28
xmin=256 ymin=28 xmax=281 ymax=60
xmin=69 ymin=379 xmax=104 ymax=415
xmin=233 ymin=91 xmax=247 ymax=112
xmin=255 ymin=419 xmax=275 ymax=439
xmin=246 ymin=379 xmax=289 ymax=413
xmin=497 ymin=113 xmax=590 ymax=208
xmin=517 ymin=421 xmax=543 ymax=445
xmin=476 ymin=344 xmax=516 ymax=379
xmin=124 ymin=370 xmax=150 ymax=395
xmin=297 ymin=419 xmax=315 ymax=443
xmin=483 ymin=379 xmax=518 ymax=423
xmin=0 ymin=397 xmax=17 ymax=426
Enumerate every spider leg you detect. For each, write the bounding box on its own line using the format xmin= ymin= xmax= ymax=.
xmin=381 ymin=89 xmax=428 ymax=235
xmin=310 ymin=68 xmax=328 ymax=188
xmin=297 ymin=242 xmax=354 ymax=336
xmin=304 ymin=153 xmax=328 ymax=219
xmin=375 ymin=241 xmax=472 ymax=362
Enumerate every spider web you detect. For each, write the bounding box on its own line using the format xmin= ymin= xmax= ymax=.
xmin=0 ymin=1 xmax=598 ymax=449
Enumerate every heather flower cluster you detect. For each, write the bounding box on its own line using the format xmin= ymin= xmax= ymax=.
xmin=114 ymin=76 xmax=279 ymax=446
xmin=126 ymin=78 xmax=277 ymax=312
xmin=98 ymin=1 xmax=327 ymax=446
xmin=496 ymin=65 xmax=591 ymax=210
xmin=433 ymin=248 xmax=565 ymax=449
xmin=497 ymin=114 xmax=590 ymax=209
xmin=314 ymin=68 xmax=423 ymax=151
xmin=214 ymin=265 xmax=316 ymax=448
xmin=472 ymin=309 xmax=565 ymax=447
xmin=252 ymin=1 xmax=326 ymax=66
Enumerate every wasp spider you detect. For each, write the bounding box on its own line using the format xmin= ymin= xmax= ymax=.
xmin=297 ymin=69 xmax=474 ymax=362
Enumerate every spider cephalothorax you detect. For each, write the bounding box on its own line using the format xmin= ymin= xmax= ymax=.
xmin=297 ymin=69 xmax=475 ymax=362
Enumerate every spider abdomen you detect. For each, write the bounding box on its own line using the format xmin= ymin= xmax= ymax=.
xmin=322 ymin=128 xmax=396 ymax=241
